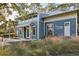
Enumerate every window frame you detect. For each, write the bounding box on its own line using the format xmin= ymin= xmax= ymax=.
xmin=32 ymin=26 xmax=36 ymax=35
xmin=46 ymin=24 xmax=54 ymax=36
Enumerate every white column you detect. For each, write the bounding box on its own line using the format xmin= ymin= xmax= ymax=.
xmin=37 ymin=14 xmax=39 ymax=39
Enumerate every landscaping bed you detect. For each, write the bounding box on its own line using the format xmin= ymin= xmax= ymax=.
xmin=1 ymin=36 xmax=79 ymax=56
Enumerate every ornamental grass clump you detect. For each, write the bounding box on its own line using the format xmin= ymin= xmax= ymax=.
xmin=1 ymin=37 xmax=79 ymax=56
xmin=24 ymin=39 xmax=79 ymax=56
xmin=0 ymin=47 xmax=16 ymax=56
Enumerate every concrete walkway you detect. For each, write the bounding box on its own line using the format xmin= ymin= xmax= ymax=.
xmin=5 ymin=38 xmax=37 ymax=43
xmin=0 ymin=37 xmax=37 ymax=46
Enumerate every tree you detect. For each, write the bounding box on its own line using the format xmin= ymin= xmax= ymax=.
xmin=45 ymin=3 xmax=57 ymax=12
xmin=11 ymin=3 xmax=28 ymax=16
xmin=57 ymin=3 xmax=79 ymax=10
xmin=0 ymin=3 xmax=18 ymax=38
xmin=27 ymin=3 xmax=43 ymax=13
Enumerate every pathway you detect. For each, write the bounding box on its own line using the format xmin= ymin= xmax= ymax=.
xmin=0 ymin=37 xmax=37 ymax=46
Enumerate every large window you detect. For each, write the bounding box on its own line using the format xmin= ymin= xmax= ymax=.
xmin=27 ymin=29 xmax=29 ymax=37
xmin=32 ymin=27 xmax=36 ymax=35
xmin=19 ymin=28 xmax=22 ymax=34
xmin=46 ymin=24 xmax=54 ymax=36
xmin=26 ymin=26 xmax=30 ymax=38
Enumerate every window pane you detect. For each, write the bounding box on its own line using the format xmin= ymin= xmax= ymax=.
xmin=27 ymin=29 xmax=29 ymax=37
xmin=65 ymin=23 xmax=70 ymax=26
xmin=32 ymin=27 xmax=36 ymax=35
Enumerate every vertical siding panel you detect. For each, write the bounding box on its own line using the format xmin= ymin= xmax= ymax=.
xmin=45 ymin=18 xmax=76 ymax=36
xmin=38 ymin=13 xmax=46 ymax=39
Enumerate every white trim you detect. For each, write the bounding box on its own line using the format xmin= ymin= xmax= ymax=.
xmin=76 ymin=13 xmax=78 ymax=36
xmin=32 ymin=26 xmax=36 ymax=36
xmin=37 ymin=14 xmax=39 ymax=39
xmin=44 ymin=13 xmax=77 ymax=23
xmin=44 ymin=17 xmax=76 ymax=23
xmin=64 ymin=21 xmax=70 ymax=36
xmin=46 ymin=23 xmax=54 ymax=36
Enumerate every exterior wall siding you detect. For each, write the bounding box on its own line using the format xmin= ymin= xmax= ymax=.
xmin=39 ymin=21 xmax=44 ymax=38
xmin=16 ymin=17 xmax=38 ymax=39
xmin=16 ymin=11 xmax=77 ymax=39
xmin=44 ymin=12 xmax=77 ymax=22
xmin=18 ymin=28 xmax=24 ymax=38
xmin=38 ymin=13 xmax=46 ymax=39
xmin=31 ymin=21 xmax=37 ymax=39
xmin=45 ymin=18 xmax=76 ymax=36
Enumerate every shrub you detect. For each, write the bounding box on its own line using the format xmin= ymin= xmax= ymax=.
xmin=44 ymin=40 xmax=79 ymax=56
xmin=2 ymin=38 xmax=79 ymax=56
xmin=8 ymin=42 xmax=28 ymax=56
xmin=24 ymin=39 xmax=79 ymax=56
xmin=0 ymin=47 xmax=16 ymax=56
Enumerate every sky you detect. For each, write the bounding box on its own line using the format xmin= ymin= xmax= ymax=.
xmin=41 ymin=3 xmax=48 ymax=7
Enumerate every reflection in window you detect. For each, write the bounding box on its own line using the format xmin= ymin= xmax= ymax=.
xmin=47 ymin=24 xmax=54 ymax=36
xmin=65 ymin=22 xmax=70 ymax=26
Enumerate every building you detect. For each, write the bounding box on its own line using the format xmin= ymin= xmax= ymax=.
xmin=16 ymin=9 xmax=79 ymax=39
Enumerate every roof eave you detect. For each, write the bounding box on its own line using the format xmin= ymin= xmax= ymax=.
xmin=16 ymin=12 xmax=38 ymax=20
xmin=42 ymin=9 xmax=78 ymax=19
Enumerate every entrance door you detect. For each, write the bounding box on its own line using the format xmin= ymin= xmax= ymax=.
xmin=46 ymin=24 xmax=54 ymax=36
xmin=26 ymin=26 xmax=30 ymax=38
xmin=64 ymin=22 xmax=70 ymax=36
